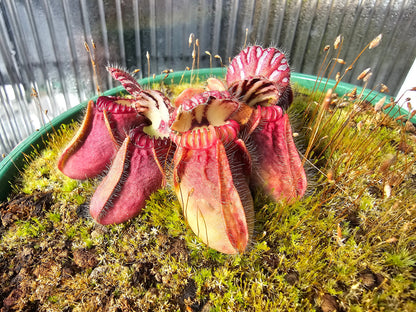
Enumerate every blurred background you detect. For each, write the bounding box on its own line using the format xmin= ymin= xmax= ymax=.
xmin=0 ymin=0 xmax=415 ymax=156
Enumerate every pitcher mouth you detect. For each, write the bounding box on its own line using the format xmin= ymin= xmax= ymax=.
xmin=95 ymin=96 xmax=137 ymax=113
xmin=170 ymin=120 xmax=240 ymax=150
xmin=169 ymin=89 xmax=242 ymax=149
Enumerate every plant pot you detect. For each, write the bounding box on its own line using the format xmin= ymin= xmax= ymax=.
xmin=0 ymin=68 xmax=408 ymax=201
xmin=1 ymin=67 xmax=414 ymax=311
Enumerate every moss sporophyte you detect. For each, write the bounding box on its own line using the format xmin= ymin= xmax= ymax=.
xmin=1 ymin=35 xmax=415 ymax=311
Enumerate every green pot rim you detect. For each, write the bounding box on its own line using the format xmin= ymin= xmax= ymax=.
xmin=0 ymin=68 xmax=409 ymax=201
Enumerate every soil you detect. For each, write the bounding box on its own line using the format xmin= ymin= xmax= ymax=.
xmin=0 ymin=191 xmax=202 ymax=312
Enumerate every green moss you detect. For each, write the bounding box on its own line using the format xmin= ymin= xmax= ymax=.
xmin=1 ymin=75 xmax=415 ymax=311
xmin=15 ymin=218 xmax=46 ymax=238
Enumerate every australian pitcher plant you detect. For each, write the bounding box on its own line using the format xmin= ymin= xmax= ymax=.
xmin=57 ymin=46 xmax=307 ymax=254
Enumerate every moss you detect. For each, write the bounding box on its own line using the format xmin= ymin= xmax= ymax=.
xmin=0 ymin=75 xmax=415 ymax=311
